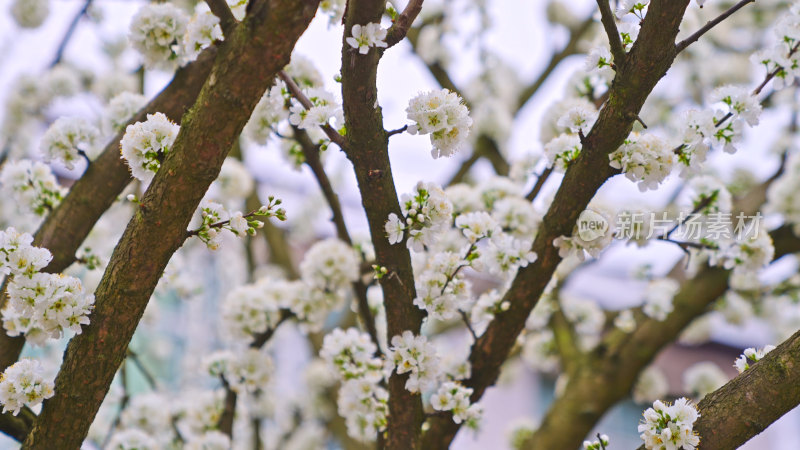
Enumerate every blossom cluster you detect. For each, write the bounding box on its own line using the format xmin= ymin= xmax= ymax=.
xmin=386 ymin=181 xmax=453 ymax=251
xmin=638 ymin=398 xmax=700 ymax=450
xmin=221 ymin=238 xmax=359 ymax=337
xmin=120 ymin=112 xmax=180 ymax=183
xmin=320 ymin=328 xmax=387 ymax=441
xmin=190 ymin=198 xmax=284 ymax=251
xmin=0 ymin=160 xmax=65 ymax=216
xmin=321 ymin=328 xmax=383 ymax=381
xmin=40 ymin=117 xmax=99 ymax=169
xmin=0 ymin=359 xmax=54 ymax=415
xmin=406 ymin=89 xmax=473 ymax=158
xmin=388 ymin=331 xmax=440 ymax=393
xmin=431 ymin=381 xmax=482 ymax=427
xmin=4 ymin=272 xmax=95 ymax=346
xmin=609 ymin=133 xmax=675 ymax=191
xmin=204 ymin=348 xmax=274 ymax=393
xmin=0 ymin=228 xmax=94 ymax=346
xmin=734 ymin=345 xmax=776 ymax=373
xmin=288 ymin=88 xmax=344 ymax=130
xmin=128 ymin=2 xmax=232 ymax=71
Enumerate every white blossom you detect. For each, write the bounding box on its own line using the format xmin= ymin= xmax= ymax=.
xmin=321 ymin=328 xmax=383 ymax=382
xmin=129 ymin=3 xmax=189 ymax=70
xmin=388 ymin=331 xmax=439 ymax=393
xmin=120 ymin=112 xmax=180 ymax=183
xmin=734 ymin=345 xmax=775 ymax=373
xmin=107 ymin=428 xmax=159 ymax=450
xmin=406 ymin=89 xmax=473 ymax=158
xmin=4 ymin=272 xmax=95 ymax=345
xmin=40 ymin=117 xmax=99 ymax=169
xmin=106 ymin=92 xmax=147 ymax=132
xmin=431 ymin=381 xmax=482 ymax=427
xmin=0 ymin=359 xmax=54 ymax=415
xmin=0 ymin=160 xmax=66 ymax=216
xmin=10 ymin=0 xmax=49 ymax=28
xmin=338 ymin=378 xmax=388 ymax=442
xmin=244 ymin=82 xmax=290 ymax=143
xmin=0 ymin=227 xmax=52 ymax=277
xmin=184 ymin=431 xmax=231 ymax=450
xmin=638 ymin=398 xmax=700 ymax=450
xmin=614 ymin=309 xmax=637 ymax=332
xmin=609 ymin=133 xmax=676 ymax=191
xmin=544 ymin=134 xmax=581 ymax=172
xmin=299 ymin=238 xmax=360 ymax=292
xmin=642 ymin=278 xmax=680 ymax=321
xmin=633 ymin=366 xmax=669 ymax=404
xmin=683 ymin=361 xmax=727 ymax=399
xmin=396 ymin=182 xmax=453 ymax=252
xmin=288 ymin=87 xmax=343 ymax=130
xmin=556 ymin=106 xmax=597 ymax=135
xmin=220 ymin=281 xmax=284 ymax=340
xmin=346 ymin=23 xmax=388 ymax=54
xmin=182 ymin=11 xmax=223 ymax=63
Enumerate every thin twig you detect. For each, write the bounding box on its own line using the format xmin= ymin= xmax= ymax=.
xmin=101 ymin=363 xmax=129 ymax=448
xmin=596 ymin=0 xmax=626 ymax=64
xmin=126 ymin=349 xmax=158 ymax=390
xmin=386 ymin=0 xmax=425 ymax=48
xmin=675 ymin=0 xmax=755 ymax=54
xmin=277 ymin=70 xmax=347 ymax=149
xmin=460 ymin=310 xmax=478 ymax=341
xmin=290 ymin=127 xmax=382 ymax=351
xmin=387 ymin=125 xmax=408 ymax=137
xmin=51 ymin=0 xmax=94 ymax=67
xmin=525 ymin=167 xmax=553 ymax=202
xmin=205 ymin=0 xmax=237 ymax=35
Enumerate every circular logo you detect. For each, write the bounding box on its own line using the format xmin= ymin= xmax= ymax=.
xmin=577 ymin=209 xmax=609 ymax=242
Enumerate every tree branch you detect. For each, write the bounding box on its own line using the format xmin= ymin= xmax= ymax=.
xmin=0 ymin=407 xmax=36 ymax=443
xmin=205 ymin=0 xmax=238 ymax=35
xmin=21 ymin=2 xmax=320 ymax=447
xmin=340 ymin=1 xmax=424 ymax=447
xmin=689 ymin=327 xmax=800 ymax=449
xmin=0 ymin=48 xmax=219 ymax=374
xmin=277 ymin=70 xmax=347 ymax=149
xmin=422 ymin=1 xmax=694 ymax=446
xmin=675 ymin=0 xmax=756 ymax=54
xmin=51 ymin=0 xmax=94 ymax=67
xmin=596 ymin=0 xmax=626 ymax=65
xmin=386 ymin=0 xmax=425 ymax=48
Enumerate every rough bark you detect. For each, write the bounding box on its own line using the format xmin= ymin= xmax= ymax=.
xmin=689 ymin=326 xmax=800 ymax=449
xmin=421 ymin=1 xmax=693 ymax=447
xmin=21 ymin=2 xmax=319 ymax=448
xmin=0 ymin=48 xmax=217 ymax=372
xmin=340 ymin=1 xmax=425 ymax=447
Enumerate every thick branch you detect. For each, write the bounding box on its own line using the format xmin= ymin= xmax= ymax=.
xmin=0 ymin=407 xmax=36 ymax=443
xmin=422 ymin=1 xmax=693 ymax=446
xmin=341 ymin=1 xmax=424 ymax=447
xmin=0 ymin=48 xmax=218 ymax=373
xmin=22 ymin=2 xmax=320 ymax=448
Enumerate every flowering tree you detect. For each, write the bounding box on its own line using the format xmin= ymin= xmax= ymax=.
xmin=2 ymin=0 xmax=800 ymax=449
